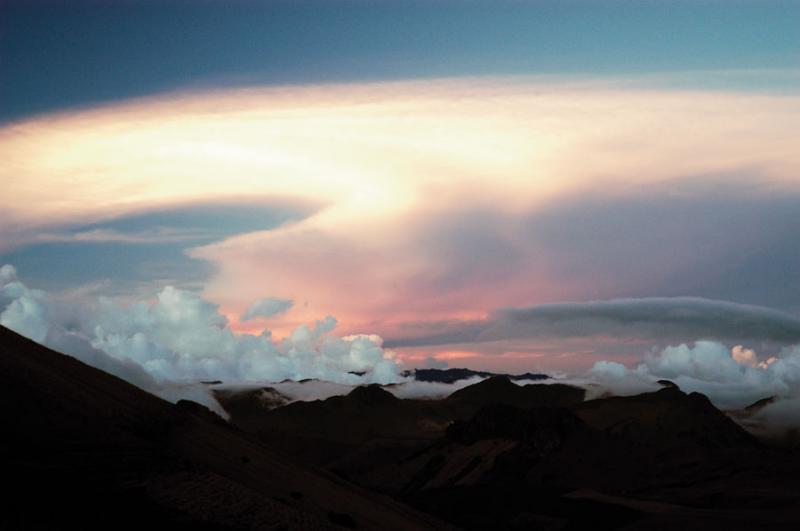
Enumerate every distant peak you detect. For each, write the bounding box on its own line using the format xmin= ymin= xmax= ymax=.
xmin=347 ymin=384 xmax=398 ymax=405
xmin=744 ymin=396 xmax=776 ymax=412
xmin=406 ymin=367 xmax=548 ymax=384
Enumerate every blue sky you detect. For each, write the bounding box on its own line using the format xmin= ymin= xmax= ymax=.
xmin=2 ymin=1 xmax=798 ymax=122
xmin=0 ymin=200 xmax=315 ymax=292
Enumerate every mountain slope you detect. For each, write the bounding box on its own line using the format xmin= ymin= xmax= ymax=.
xmin=0 ymin=325 xmax=448 ymax=530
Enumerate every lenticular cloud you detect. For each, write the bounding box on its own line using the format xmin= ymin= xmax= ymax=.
xmin=0 ymin=264 xmax=403 ymax=392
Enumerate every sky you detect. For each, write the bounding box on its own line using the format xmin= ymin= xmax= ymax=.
xmin=2 ymin=0 xmax=800 ymax=389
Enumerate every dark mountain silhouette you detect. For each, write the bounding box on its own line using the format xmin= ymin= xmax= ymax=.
xmin=387 ymin=386 xmax=800 ymax=530
xmin=6 ymin=322 xmax=800 ymax=530
xmin=404 ymin=367 xmax=549 ymax=384
xmin=446 ymin=376 xmax=584 ymax=409
xmin=0 ymin=325 xmax=448 ymax=530
xmin=572 ymin=386 xmax=758 ymax=449
xmin=744 ymin=395 xmax=777 ymax=412
xmin=221 ymin=375 xmax=800 ymax=529
xmin=221 ymin=377 xmax=585 ymax=475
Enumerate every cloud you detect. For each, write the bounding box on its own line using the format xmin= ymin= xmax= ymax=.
xmin=35 ymin=227 xmax=221 ymax=245
xmin=241 ymin=297 xmax=294 ymax=321
xmin=85 ymin=288 xmax=400 ymax=385
xmin=588 ymin=341 xmax=800 ymax=410
xmin=0 ymin=264 xmax=405 ymax=412
xmin=10 ymin=260 xmax=800 ymax=431
xmin=192 ymin=177 xmax=800 ymax=341
xmin=387 ymin=297 xmax=800 ymax=348
xmin=0 ymin=264 xmax=49 ymax=343
xmin=2 ymin=77 xmax=799 ymax=335
xmin=585 ymin=340 xmax=800 ymax=434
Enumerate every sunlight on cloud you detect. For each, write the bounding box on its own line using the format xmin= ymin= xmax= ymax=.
xmin=1 ymin=76 xmax=799 ymax=332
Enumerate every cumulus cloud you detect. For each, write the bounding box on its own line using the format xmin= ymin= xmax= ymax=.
xmin=85 ymin=288 xmax=400 ymax=385
xmin=388 ymin=297 xmax=800 ymax=348
xmin=588 ymin=340 xmax=800 ymax=411
xmin=0 ymin=265 xmax=49 ymax=343
xmin=0 ymin=264 xmax=404 ymax=412
xmin=241 ymin=297 xmax=294 ymax=321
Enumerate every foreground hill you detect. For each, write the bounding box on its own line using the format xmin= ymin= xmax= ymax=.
xmin=0 ymin=325 xmax=447 ymax=530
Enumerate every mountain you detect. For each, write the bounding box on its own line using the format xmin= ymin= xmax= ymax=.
xmin=0 ymin=325 xmax=448 ymax=530
xmin=390 ymin=386 xmax=800 ymax=530
xmin=221 ymin=377 xmax=585 ymax=477
xmin=404 ymin=367 xmax=549 ymax=384
xmin=7 ymin=321 xmax=800 ymax=530
xmin=572 ymin=386 xmax=758 ymax=449
xmin=446 ymin=376 xmax=584 ymax=410
xmin=221 ymin=373 xmax=800 ymax=529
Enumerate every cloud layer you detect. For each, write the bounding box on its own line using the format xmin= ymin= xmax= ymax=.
xmin=388 ymin=297 xmax=800 ymax=348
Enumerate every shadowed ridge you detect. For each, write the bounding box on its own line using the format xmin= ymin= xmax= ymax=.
xmin=347 ymin=383 xmax=400 ymax=405
xmin=447 ymin=375 xmax=585 ymax=409
xmin=447 ymin=375 xmax=518 ymax=402
xmin=573 ymin=386 xmax=758 ymax=449
xmin=407 ymin=367 xmax=548 ymax=384
xmin=743 ymin=395 xmax=776 ymax=412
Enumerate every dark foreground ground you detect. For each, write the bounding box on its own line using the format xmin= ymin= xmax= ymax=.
xmin=3 ymin=324 xmax=800 ymax=530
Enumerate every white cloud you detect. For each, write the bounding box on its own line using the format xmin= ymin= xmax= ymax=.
xmin=589 ymin=341 xmax=800 ymax=411
xmin=0 ymin=265 xmax=49 ymax=343
xmin=386 ymin=376 xmax=488 ymax=400
xmin=0 ymin=264 xmax=405 ymax=412
xmin=85 ymin=288 xmax=401 ymax=385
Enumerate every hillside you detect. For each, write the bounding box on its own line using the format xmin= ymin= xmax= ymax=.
xmin=0 ymin=325 xmax=448 ymax=530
